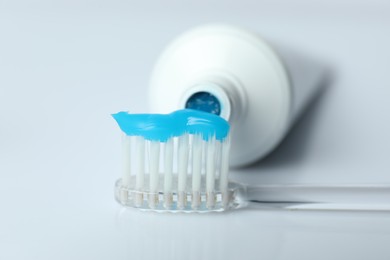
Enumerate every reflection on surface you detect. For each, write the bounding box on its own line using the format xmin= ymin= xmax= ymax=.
xmin=115 ymin=208 xmax=390 ymax=260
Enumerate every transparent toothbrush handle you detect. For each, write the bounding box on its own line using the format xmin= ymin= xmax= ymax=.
xmin=241 ymin=184 xmax=390 ymax=211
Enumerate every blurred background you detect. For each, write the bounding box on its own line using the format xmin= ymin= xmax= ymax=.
xmin=1 ymin=1 xmax=390 ymax=259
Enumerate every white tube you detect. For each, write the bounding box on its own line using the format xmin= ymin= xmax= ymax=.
xmin=148 ymin=24 xmax=325 ymax=167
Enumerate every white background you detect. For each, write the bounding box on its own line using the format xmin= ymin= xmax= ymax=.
xmin=1 ymin=1 xmax=390 ymax=259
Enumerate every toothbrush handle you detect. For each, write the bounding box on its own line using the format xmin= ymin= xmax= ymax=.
xmin=244 ymin=184 xmax=390 ymax=211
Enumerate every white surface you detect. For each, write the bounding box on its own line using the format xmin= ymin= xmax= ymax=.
xmin=1 ymin=1 xmax=390 ymax=259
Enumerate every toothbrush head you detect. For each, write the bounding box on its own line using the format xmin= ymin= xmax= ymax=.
xmin=112 ymin=109 xmax=238 ymax=212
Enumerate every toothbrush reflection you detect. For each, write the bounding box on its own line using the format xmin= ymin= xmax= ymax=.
xmin=115 ymin=208 xmax=390 ymax=260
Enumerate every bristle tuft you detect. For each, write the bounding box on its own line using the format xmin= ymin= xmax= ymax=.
xmin=118 ymin=132 xmax=231 ymax=212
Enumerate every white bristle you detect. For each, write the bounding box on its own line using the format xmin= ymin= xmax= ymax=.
xmin=220 ymin=136 xmax=230 ymax=205
xmin=164 ymin=138 xmax=174 ymax=207
xmin=214 ymin=140 xmax=221 ymax=178
xmin=121 ymin=135 xmax=131 ymax=187
xmin=191 ymin=134 xmax=203 ymax=208
xmin=177 ymin=134 xmax=189 ymax=208
xmin=135 ymin=136 xmax=145 ymax=205
xmin=149 ymin=141 xmax=160 ymax=207
xmin=206 ymin=136 xmax=216 ymax=208
xmin=121 ymin=135 xmax=132 ymax=203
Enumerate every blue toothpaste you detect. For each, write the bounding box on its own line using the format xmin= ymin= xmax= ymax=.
xmin=112 ymin=109 xmax=230 ymax=142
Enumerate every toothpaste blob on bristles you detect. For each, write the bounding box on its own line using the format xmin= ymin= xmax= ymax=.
xmin=111 ymin=109 xmax=230 ymax=142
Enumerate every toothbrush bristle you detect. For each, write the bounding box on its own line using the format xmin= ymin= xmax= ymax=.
xmin=117 ymin=132 xmax=231 ymax=212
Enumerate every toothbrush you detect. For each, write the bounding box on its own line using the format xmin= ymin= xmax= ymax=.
xmin=112 ymin=109 xmax=231 ymax=212
xmin=112 ymin=110 xmax=390 ymax=213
